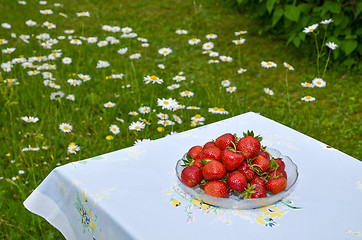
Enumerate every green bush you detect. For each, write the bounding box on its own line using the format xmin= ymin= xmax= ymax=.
xmin=233 ymin=0 xmax=361 ymax=69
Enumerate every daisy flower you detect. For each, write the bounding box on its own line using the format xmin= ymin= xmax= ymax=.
xmin=59 ymin=12 xmax=68 ymax=17
xmin=176 ymin=29 xmax=188 ymax=34
xmin=218 ymin=108 xmax=229 ymax=115
xmin=141 ymin=43 xmax=149 ymax=48
xmin=173 ymin=115 xmax=182 ymax=124
xmin=129 ymin=121 xmax=145 ymax=131
xmin=301 ymin=96 xmax=316 ymax=102
xmin=320 ymin=19 xmax=333 ymax=25
xmin=139 ymin=106 xmax=151 ymax=114
xmin=186 ymin=106 xmax=200 ymax=110
xmin=2 ymin=48 xmax=16 ymax=54
xmin=122 ymin=27 xmax=132 ymax=33
xmin=167 ymin=84 xmax=180 ymax=90
xmin=209 ymin=51 xmax=219 ymax=57
xmin=158 ymin=64 xmax=165 ymax=69
xmin=157 ymin=98 xmax=179 ymax=111
xmin=96 ymin=60 xmax=110 ymax=68
xmin=303 ymin=23 xmax=319 ymax=33
xmin=220 ymin=56 xmax=233 ymax=62
xmin=129 ymin=53 xmax=141 ymax=59
xmin=104 ymin=101 xmax=116 ymax=108
xmin=206 ymin=33 xmax=217 ymax=40
xmin=301 ymin=82 xmax=314 ymax=88
xmin=137 ymin=37 xmax=148 ymax=42
xmin=134 ymin=139 xmax=151 ymax=145
xmin=25 ymin=20 xmax=37 ymax=26
xmin=67 ymin=79 xmax=82 ymax=86
xmin=261 ymin=61 xmax=277 ymax=68
xmin=312 ymin=78 xmax=326 ymax=88
xmin=221 ymin=80 xmax=231 ymax=87
xmin=87 ymin=37 xmax=98 ymax=43
xmin=235 ymin=30 xmax=247 ymax=36
xmin=283 ymin=62 xmax=294 ymax=70
xmin=62 ymin=57 xmax=72 ymax=64
xmin=4 ymin=78 xmax=19 ymax=85
xmin=59 ymin=123 xmax=72 ymax=133
xmin=66 ymin=94 xmax=75 ymax=101
xmin=68 ymin=144 xmax=80 ymax=154
xmin=326 ymin=42 xmax=337 ymax=50
xmin=157 ymin=119 xmax=175 ymax=126
xmin=264 ymin=88 xmax=274 ymax=95
xmin=232 ymin=38 xmax=245 ymax=45
xmin=226 ymin=86 xmax=237 ymax=93
xmin=21 ymin=116 xmax=39 ymax=123
xmin=43 ymin=21 xmax=56 ymax=29
xmin=191 ymin=114 xmax=205 ymax=122
xmin=78 ymin=74 xmax=91 ymax=82
xmin=109 ymin=125 xmax=120 ymax=134
xmin=117 ymin=47 xmax=128 ymax=54
xmin=202 ymin=42 xmax=214 ymax=50
xmin=76 ymin=11 xmax=90 ymax=17
xmin=0 ymin=39 xmax=8 ymax=45
xmin=173 ymin=75 xmax=186 ymax=82
xmin=180 ymin=90 xmax=194 ymax=97
xmin=144 ymin=75 xmax=163 ymax=84
xmin=97 ymin=41 xmax=108 ymax=47
xmin=208 ymin=59 xmax=219 ymax=64
xmin=237 ymin=68 xmax=247 ymax=74
xmin=40 ymin=9 xmax=53 ymax=15
xmin=188 ymin=38 xmax=201 ymax=45
xmin=116 ymin=118 xmax=125 ymax=122
xmin=111 ymin=74 xmax=124 ymax=79
xmin=158 ymin=47 xmax=172 ymax=56
xmin=129 ymin=111 xmax=138 ymax=116
xmin=50 ymin=91 xmax=64 ymax=100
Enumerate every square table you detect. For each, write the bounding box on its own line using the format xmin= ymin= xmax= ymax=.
xmin=24 ymin=112 xmax=362 ymax=239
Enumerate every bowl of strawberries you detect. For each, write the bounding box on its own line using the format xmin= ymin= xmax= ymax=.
xmin=175 ymin=131 xmax=298 ymax=209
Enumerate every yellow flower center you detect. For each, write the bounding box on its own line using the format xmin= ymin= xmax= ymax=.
xmin=306 ymin=96 xmax=311 ymax=99
xmin=316 ymin=81 xmax=321 ymax=84
xmin=206 ymin=45 xmax=210 ymax=48
xmin=192 ymin=39 xmax=196 ymax=42
xmin=63 ymin=126 xmax=69 ymax=130
xmin=135 ymin=126 xmax=140 ymax=129
xmin=287 ymin=64 xmax=291 ymax=68
xmin=213 ymin=107 xmax=218 ymax=110
xmin=150 ymin=75 xmax=158 ymax=80
xmin=195 ymin=114 xmax=201 ymax=118
xmin=184 ymin=90 xmax=190 ymax=94
xmin=310 ymin=28 xmax=314 ymax=31
xmin=220 ymin=108 xmax=225 ymax=111
xmin=163 ymin=50 xmax=168 ymax=54
xmin=72 ymin=147 xmax=76 ymax=151
xmin=112 ymin=128 xmax=117 ymax=131
xmin=27 ymin=119 xmax=31 ymax=121
xmin=224 ymin=58 xmax=228 ymax=61
xmin=267 ymin=62 xmax=272 ymax=65
xmin=163 ymin=101 xmax=169 ymax=105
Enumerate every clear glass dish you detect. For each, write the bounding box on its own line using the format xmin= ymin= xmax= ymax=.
xmin=175 ymin=147 xmax=298 ymax=209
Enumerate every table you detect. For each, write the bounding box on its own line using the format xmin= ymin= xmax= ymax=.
xmin=24 ymin=112 xmax=362 ymax=239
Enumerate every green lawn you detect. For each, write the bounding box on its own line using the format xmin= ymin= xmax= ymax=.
xmin=0 ymin=0 xmax=360 ymax=238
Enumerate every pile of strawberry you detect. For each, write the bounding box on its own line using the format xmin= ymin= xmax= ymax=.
xmin=180 ymin=131 xmax=288 ymax=199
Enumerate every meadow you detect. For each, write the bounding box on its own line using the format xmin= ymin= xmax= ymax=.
xmin=0 ymin=0 xmax=361 ymax=238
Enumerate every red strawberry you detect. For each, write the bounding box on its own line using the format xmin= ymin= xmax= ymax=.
xmin=193 ymin=158 xmax=205 ymax=169
xmin=268 ymin=168 xmax=287 ymax=180
xmin=236 ymin=136 xmax=261 ymax=160
xmin=266 ymin=177 xmax=287 ymax=194
xmin=237 ymin=161 xmax=254 ymax=182
xmin=188 ymin=145 xmax=203 ymax=160
xmin=202 ymin=160 xmax=226 ymax=180
xmin=201 ymin=146 xmax=222 ymax=162
xmin=181 ymin=165 xmax=203 ymax=188
xmin=275 ymin=158 xmax=285 ymax=171
xmin=227 ymin=171 xmax=247 ymax=192
xmin=203 ymin=141 xmax=216 ymax=150
xmin=252 ymin=155 xmax=270 ymax=173
xmin=204 ymin=180 xmax=230 ymax=198
xmin=221 ymin=148 xmax=244 ymax=171
xmin=251 ymin=184 xmax=267 ymax=198
xmin=260 ymin=151 xmax=270 ymax=160
xmin=250 ymin=175 xmax=266 ymax=188
xmin=215 ymin=133 xmax=236 ymax=150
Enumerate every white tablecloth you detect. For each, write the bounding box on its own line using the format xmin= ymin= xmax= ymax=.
xmin=24 ymin=112 xmax=362 ymax=239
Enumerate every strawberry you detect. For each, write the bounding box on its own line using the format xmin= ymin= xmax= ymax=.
xmin=236 ymin=131 xmax=262 ymax=160
xmin=221 ymin=148 xmax=244 ymax=171
xmin=203 ymin=141 xmax=216 ymax=150
xmin=251 ymin=155 xmax=270 ymax=173
xmin=193 ymin=158 xmax=205 ymax=169
xmin=260 ymin=151 xmax=270 ymax=160
xmin=202 ymin=160 xmax=226 ymax=180
xmin=201 ymin=146 xmax=222 ymax=162
xmin=181 ymin=165 xmax=203 ymax=188
xmin=227 ymin=171 xmax=247 ymax=192
xmin=275 ymin=158 xmax=285 ymax=171
xmin=204 ymin=180 xmax=230 ymax=198
xmin=188 ymin=145 xmax=203 ymax=160
xmin=236 ymin=161 xmax=254 ymax=182
xmin=250 ymin=175 xmax=266 ymax=188
xmin=266 ymin=177 xmax=287 ymax=194
xmin=251 ymin=184 xmax=267 ymax=198
xmin=215 ymin=133 xmax=236 ymax=150
xmin=268 ymin=168 xmax=287 ymax=180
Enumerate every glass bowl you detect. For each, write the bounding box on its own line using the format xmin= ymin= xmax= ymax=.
xmin=175 ymin=147 xmax=298 ymax=209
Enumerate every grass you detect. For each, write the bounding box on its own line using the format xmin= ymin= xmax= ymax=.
xmin=0 ymin=0 xmax=361 ymax=238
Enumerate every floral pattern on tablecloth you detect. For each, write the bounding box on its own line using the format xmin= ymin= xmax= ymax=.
xmin=345 ymin=230 xmax=361 ymax=239
xmin=74 ymin=190 xmax=105 ymax=239
xmin=166 ymin=182 xmax=302 ymax=226
xmin=356 ymin=180 xmax=362 ymax=192
xmin=71 ymin=156 xmax=105 ymax=168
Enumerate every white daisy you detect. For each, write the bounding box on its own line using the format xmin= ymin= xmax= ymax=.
xmin=143 ymin=75 xmax=163 ymax=84
xmin=303 ymin=23 xmax=319 ymax=33
xmin=264 ymin=88 xmax=274 ymax=95
xmin=62 ymin=57 xmax=72 ymax=64
xmin=167 ymin=84 xmax=180 ymax=90
xmin=157 ymin=98 xmax=179 ymax=111
xmin=110 ymin=125 xmax=120 ymax=134
xmin=158 ymin=47 xmax=172 ymax=56
xmin=180 ymin=90 xmax=194 ymax=97
xmin=59 ymin=123 xmax=72 ymax=133
xmin=202 ymin=42 xmax=214 ymax=50
xmin=66 ymin=94 xmax=75 ymax=101
xmin=129 ymin=121 xmax=145 ymax=131
xmin=326 ymin=42 xmax=337 ymax=50
xmin=237 ymin=68 xmax=247 ymax=74
xmin=220 ymin=56 xmax=233 ymax=62
xmin=176 ymin=29 xmax=188 ymax=34
xmin=104 ymin=101 xmax=116 ymax=108
xmin=283 ymin=62 xmax=294 ymax=70
xmin=206 ymin=33 xmax=217 ymax=40
xmin=129 ymin=53 xmax=141 ymax=59
xmin=301 ymin=96 xmax=316 ymax=102
xmin=235 ymin=30 xmax=247 ymax=36
xmin=221 ymin=80 xmax=231 ymax=87
xmin=226 ymin=86 xmax=237 ymax=93
xmin=261 ymin=61 xmax=277 ymax=68
xmin=188 ymin=38 xmax=201 ymax=45
xmin=68 ymin=144 xmax=80 ymax=154
xmin=320 ymin=19 xmax=333 ymax=25
xmin=21 ymin=116 xmax=39 ymax=123
xmin=232 ymin=38 xmax=245 ymax=45
xmin=312 ymin=78 xmax=326 ymax=88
